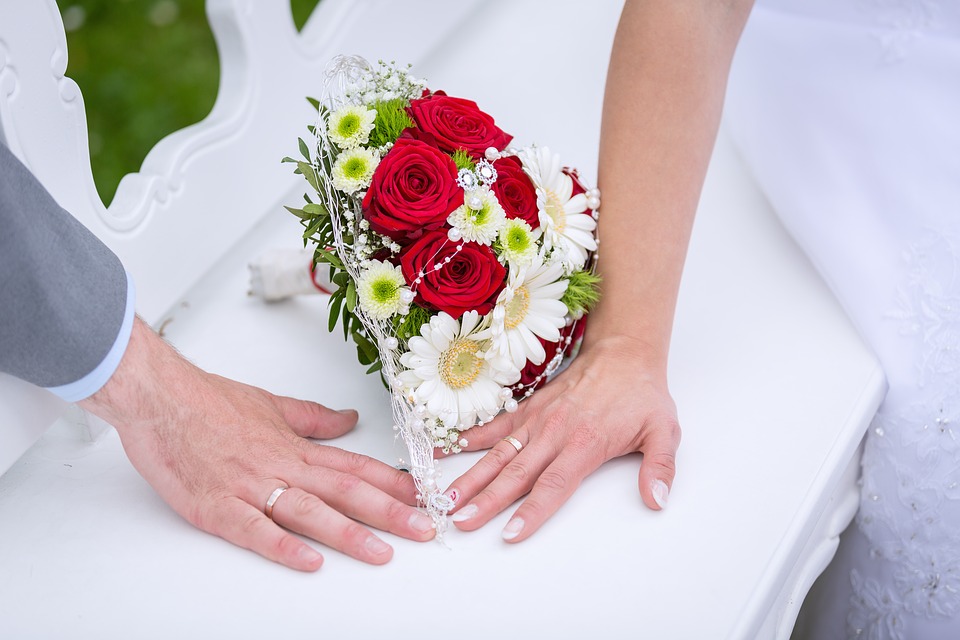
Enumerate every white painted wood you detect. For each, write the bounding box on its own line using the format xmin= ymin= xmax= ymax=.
xmin=0 ymin=1 xmax=883 ymax=637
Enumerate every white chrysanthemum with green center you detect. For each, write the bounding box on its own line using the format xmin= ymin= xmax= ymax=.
xmin=327 ymin=105 xmax=376 ymax=149
xmin=488 ymin=256 xmax=570 ymax=371
xmin=497 ymin=218 xmax=539 ymax=267
xmin=331 ymin=148 xmax=379 ymax=194
xmin=519 ymin=146 xmax=597 ymax=271
xmin=357 ymin=260 xmax=409 ymax=320
xmin=447 ymin=187 xmax=507 ymax=245
xmin=398 ymin=311 xmax=519 ymax=429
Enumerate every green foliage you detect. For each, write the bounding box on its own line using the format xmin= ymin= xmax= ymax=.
xmin=562 ymin=269 xmax=603 ymax=316
xmin=393 ymin=305 xmax=431 ymax=343
xmin=367 ymin=99 xmax=414 ymax=148
xmin=451 ymin=148 xmax=476 ymax=172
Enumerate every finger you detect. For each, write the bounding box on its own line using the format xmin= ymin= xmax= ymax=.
xmin=450 ymin=437 xmax=557 ymax=532
xmin=206 ymin=497 xmax=325 ymax=572
xmin=636 ymin=413 xmax=681 ymax=511
xmin=452 ymin=410 xmax=521 ymax=452
xmin=499 ymin=447 xmax=603 ymax=543
xmin=444 ymin=430 xmax=529 ymax=512
xmin=274 ymin=394 xmax=359 ymax=439
xmin=293 ymin=467 xmax=436 ymax=542
xmin=267 ymin=487 xmax=396 ymax=565
xmin=300 ymin=446 xmax=420 ymax=505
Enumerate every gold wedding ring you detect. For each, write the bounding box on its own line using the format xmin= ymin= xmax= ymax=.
xmin=501 ymin=436 xmax=523 ymax=453
xmin=264 ymin=486 xmax=288 ymax=520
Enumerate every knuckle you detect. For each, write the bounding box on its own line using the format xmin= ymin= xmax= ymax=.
xmin=648 ymin=450 xmax=678 ymax=477
xmin=334 ymin=471 xmax=364 ymax=494
xmin=541 ymin=408 xmax=570 ymax=435
xmin=518 ymin=495 xmax=548 ymax=520
xmin=342 ymin=451 xmax=372 ymax=476
xmin=391 ymin=470 xmax=418 ymax=501
xmin=238 ymin=511 xmax=264 ymax=537
xmin=570 ymin=423 xmax=602 ymax=449
xmin=290 ymin=491 xmax=320 ymax=518
xmin=500 ymin=462 xmax=531 ymax=487
xmin=383 ymin=498 xmax=409 ymax=524
xmin=482 ymin=447 xmax=512 ymax=469
xmin=537 ymin=468 xmax=571 ymax=494
xmin=342 ymin=522 xmax=370 ymax=551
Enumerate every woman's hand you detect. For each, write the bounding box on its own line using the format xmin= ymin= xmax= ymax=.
xmin=443 ymin=335 xmax=680 ymax=542
xmin=81 ymin=318 xmax=436 ymax=571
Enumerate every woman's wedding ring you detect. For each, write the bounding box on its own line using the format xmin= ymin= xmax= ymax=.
xmin=264 ymin=486 xmax=288 ymax=520
xmin=502 ymin=436 xmax=523 ymax=453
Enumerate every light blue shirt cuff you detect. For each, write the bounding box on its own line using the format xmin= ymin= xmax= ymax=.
xmin=45 ymin=271 xmax=136 ymax=403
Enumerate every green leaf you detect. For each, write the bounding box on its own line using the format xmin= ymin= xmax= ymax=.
xmin=341 ymin=304 xmax=351 ymax=341
xmin=298 ymin=137 xmax=311 ymax=162
xmin=345 ymin=281 xmax=358 ymax=313
xmin=307 ymin=96 xmax=320 ymax=111
xmin=316 ymin=247 xmax=344 ymax=270
xmin=297 ymin=161 xmax=321 ymax=193
xmin=284 ymin=205 xmax=310 ymax=219
xmin=366 ymin=360 xmax=383 ymax=375
xmin=302 ymin=217 xmax=324 ymax=239
xmin=281 ymin=156 xmax=296 ymax=164
xmin=328 ymin=293 xmax=343 ymax=333
xmin=352 ymin=331 xmax=379 ymax=365
xmin=302 ymin=203 xmax=327 ymax=216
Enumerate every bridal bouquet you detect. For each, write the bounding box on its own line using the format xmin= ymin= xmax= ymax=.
xmin=285 ymin=57 xmax=600 ymax=527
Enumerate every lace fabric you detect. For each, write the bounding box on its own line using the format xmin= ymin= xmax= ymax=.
xmin=850 ymin=233 xmax=960 ymax=637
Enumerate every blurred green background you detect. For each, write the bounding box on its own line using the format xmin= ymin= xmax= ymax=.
xmin=59 ymin=0 xmax=320 ymax=205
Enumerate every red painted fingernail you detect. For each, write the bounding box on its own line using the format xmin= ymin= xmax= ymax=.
xmin=445 ymin=488 xmax=460 ymax=505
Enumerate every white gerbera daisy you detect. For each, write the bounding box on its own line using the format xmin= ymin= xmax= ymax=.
xmin=497 ymin=218 xmax=539 ymax=267
xmin=519 ymin=146 xmax=597 ymax=271
xmin=447 ymin=187 xmax=507 ymax=246
xmin=356 ymin=260 xmax=409 ymax=320
xmin=327 ymin=105 xmax=377 ymax=149
xmin=331 ymin=147 xmax=379 ymax=194
xmin=488 ymin=256 xmax=569 ymax=371
xmin=399 ymin=311 xmax=519 ymax=429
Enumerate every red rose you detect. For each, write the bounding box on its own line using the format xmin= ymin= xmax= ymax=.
xmin=362 ymin=138 xmax=461 ymax=243
xmin=518 ymin=316 xmax=588 ymax=390
xmin=492 ymin=156 xmax=539 ymax=229
xmin=400 ymin=230 xmax=506 ymax=317
xmin=407 ymin=92 xmax=512 ymax=159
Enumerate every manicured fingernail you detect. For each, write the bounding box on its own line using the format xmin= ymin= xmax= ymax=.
xmin=501 ymin=517 xmax=524 ymax=541
xmin=298 ymin=545 xmax=322 ymax=564
xmin=409 ymin=512 xmax=435 ymax=533
xmin=445 ymin=488 xmax=460 ymax=505
xmin=365 ymin=535 xmax=391 ymax=556
xmin=652 ymin=479 xmax=670 ymax=509
xmin=451 ymin=504 xmax=478 ymax=522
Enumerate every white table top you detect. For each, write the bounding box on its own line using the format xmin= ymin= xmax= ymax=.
xmin=0 ymin=2 xmax=884 ymax=638
xmin=0 ymin=129 xmax=883 ymax=639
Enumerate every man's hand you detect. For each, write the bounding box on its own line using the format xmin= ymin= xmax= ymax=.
xmin=80 ymin=318 xmax=436 ymax=571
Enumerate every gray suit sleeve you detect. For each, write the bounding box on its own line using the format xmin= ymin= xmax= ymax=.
xmin=0 ymin=143 xmax=128 ymax=387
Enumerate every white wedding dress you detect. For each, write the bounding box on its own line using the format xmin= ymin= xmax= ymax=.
xmin=725 ymin=1 xmax=960 ymax=638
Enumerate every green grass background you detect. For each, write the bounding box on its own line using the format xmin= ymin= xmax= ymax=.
xmin=60 ymin=0 xmax=320 ymax=205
